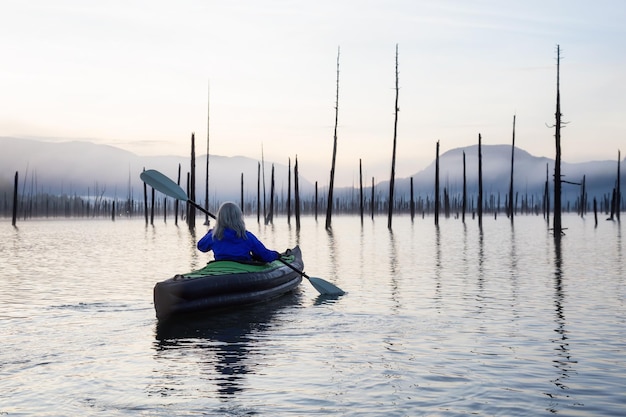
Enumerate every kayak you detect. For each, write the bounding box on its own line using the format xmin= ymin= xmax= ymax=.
xmin=153 ymin=246 xmax=303 ymax=320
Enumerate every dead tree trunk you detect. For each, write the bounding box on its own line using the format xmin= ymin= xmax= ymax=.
xmin=294 ymin=157 xmax=301 ymax=230
xmin=359 ymin=159 xmax=364 ymax=223
xmin=240 ymin=173 xmax=244 ymax=214
xmin=143 ymin=168 xmax=148 ymax=225
xmin=387 ymin=44 xmax=400 ymax=230
xmin=287 ymin=157 xmax=292 ymax=225
xmin=435 ymin=140 xmax=440 ymax=226
xmin=266 ymin=164 xmax=275 ymax=225
xmin=189 ymin=132 xmax=196 ymax=231
xmin=150 ymin=186 xmax=155 ymax=225
xmin=553 ymin=45 xmax=563 ymax=238
xmin=175 ymin=164 xmax=181 ymax=226
xmin=478 ymin=133 xmax=483 ymax=230
xmin=325 ymin=47 xmax=340 ymax=230
xmin=205 ymin=83 xmax=210 ymax=226
xmin=544 ymin=163 xmax=550 ymax=226
xmin=580 ymin=175 xmax=586 ymax=218
xmin=617 ymin=150 xmax=621 ymax=222
xmin=12 ymin=171 xmax=18 ymax=226
xmin=371 ymin=177 xmax=375 ymax=220
xmin=508 ymin=115 xmax=516 ymax=222
xmin=410 ymin=177 xmax=415 ymax=221
xmin=314 ymin=181 xmax=318 ymax=221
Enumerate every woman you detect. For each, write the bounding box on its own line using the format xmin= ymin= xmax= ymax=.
xmin=197 ymin=201 xmax=280 ymax=263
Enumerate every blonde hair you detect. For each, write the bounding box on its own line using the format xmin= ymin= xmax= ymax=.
xmin=213 ymin=202 xmax=247 ymax=240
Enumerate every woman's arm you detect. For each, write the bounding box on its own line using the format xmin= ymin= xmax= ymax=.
xmin=197 ymin=230 xmax=214 ymax=252
xmin=246 ymin=231 xmax=280 ymax=262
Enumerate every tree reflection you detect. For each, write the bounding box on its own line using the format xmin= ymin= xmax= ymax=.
xmin=151 ymin=292 xmax=300 ymax=399
xmin=548 ymin=237 xmax=574 ymax=411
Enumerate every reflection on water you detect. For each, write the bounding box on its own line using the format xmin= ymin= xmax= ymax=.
xmin=312 ymin=293 xmax=343 ymax=306
xmin=476 ymin=228 xmax=485 ymax=275
xmin=434 ymin=225 xmax=442 ymax=307
xmin=187 ymin=227 xmax=200 ymax=269
xmin=550 ymin=237 xmax=573 ymax=406
xmin=153 ymin=292 xmax=301 ymax=399
xmin=387 ymin=228 xmax=400 ymax=312
xmin=617 ymin=226 xmax=623 ymax=278
xmin=1 ymin=215 xmax=624 ymax=416
xmin=509 ymin=222 xmax=518 ymax=273
xmin=325 ymin=227 xmax=338 ymax=278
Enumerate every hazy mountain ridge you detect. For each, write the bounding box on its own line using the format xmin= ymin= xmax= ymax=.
xmin=1 ymin=137 xmax=623 ymax=205
xmin=368 ymin=144 xmax=623 ymax=203
xmin=0 ymin=137 xmax=314 ymax=203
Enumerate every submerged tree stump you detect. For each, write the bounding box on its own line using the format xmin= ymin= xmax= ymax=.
xmin=294 ymin=157 xmax=301 ymax=230
xmin=12 ymin=171 xmax=18 ymax=226
xmin=435 ymin=140 xmax=440 ymax=226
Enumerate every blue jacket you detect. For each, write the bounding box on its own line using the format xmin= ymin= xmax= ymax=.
xmin=197 ymin=228 xmax=280 ymax=263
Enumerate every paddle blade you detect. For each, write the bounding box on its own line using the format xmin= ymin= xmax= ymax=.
xmin=308 ymin=277 xmax=345 ymax=296
xmin=140 ymin=169 xmax=188 ymax=201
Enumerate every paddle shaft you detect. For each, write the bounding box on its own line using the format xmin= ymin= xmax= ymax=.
xmin=188 ymin=200 xmax=215 ymax=220
xmin=140 ymin=168 xmax=344 ymax=295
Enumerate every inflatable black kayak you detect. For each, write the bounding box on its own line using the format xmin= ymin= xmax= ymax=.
xmin=153 ymin=246 xmax=303 ymax=320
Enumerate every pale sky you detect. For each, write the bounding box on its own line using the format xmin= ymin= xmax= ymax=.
xmin=1 ymin=0 xmax=625 ymax=187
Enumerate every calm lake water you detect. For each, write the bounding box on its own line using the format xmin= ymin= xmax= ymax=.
xmin=1 ymin=214 xmax=624 ymax=416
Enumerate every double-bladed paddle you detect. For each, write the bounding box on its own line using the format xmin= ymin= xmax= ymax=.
xmin=140 ymin=169 xmax=345 ymax=296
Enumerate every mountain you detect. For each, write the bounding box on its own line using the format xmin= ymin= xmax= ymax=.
xmin=0 ymin=137 xmax=314 ymax=204
xmin=358 ymin=145 xmax=626 ymax=203
xmin=338 ymin=144 xmax=623 ymax=206
xmin=1 ymin=137 xmax=623 ymax=207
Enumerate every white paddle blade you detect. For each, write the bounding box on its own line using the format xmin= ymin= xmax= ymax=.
xmin=308 ymin=277 xmax=345 ymax=296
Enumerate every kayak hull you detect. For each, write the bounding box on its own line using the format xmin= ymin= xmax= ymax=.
xmin=153 ymin=246 xmax=303 ymax=320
